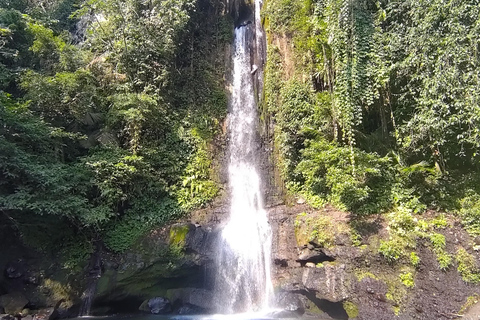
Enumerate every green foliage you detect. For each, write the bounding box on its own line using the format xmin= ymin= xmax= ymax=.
xmin=379 ymin=237 xmax=406 ymax=263
xmin=387 ymin=208 xmax=416 ymax=235
xmin=1 ymin=0 xmax=228 ymax=256
xmin=459 ymin=193 xmax=480 ymax=236
xmin=60 ymin=238 xmax=94 ymax=271
xmin=437 ymin=251 xmax=453 ymax=271
xmin=103 ymin=217 xmax=148 ymax=253
xmin=104 ymin=197 xmax=181 ymax=252
xmin=176 ymin=140 xmax=219 ymax=211
xmin=410 ymin=252 xmax=420 ymax=269
xmin=388 ymin=0 xmax=480 ymax=167
xmin=307 ymin=216 xmax=335 ymax=248
xmin=455 ymin=248 xmax=480 ymax=283
xmin=429 ymin=233 xmax=446 ymax=251
xmin=263 ymin=0 xmax=480 ymax=224
xmin=399 ymin=272 xmax=415 ymax=288
xmin=295 ymin=139 xmax=394 ymax=214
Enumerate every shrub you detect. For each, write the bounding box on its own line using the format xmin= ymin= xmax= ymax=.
xmin=456 ymin=248 xmax=480 ymax=283
xmin=429 ymin=233 xmax=446 ymax=251
xmin=437 ymin=251 xmax=453 ymax=271
xmin=379 ymin=238 xmax=406 ymax=263
xmin=459 ymin=194 xmax=480 ymax=236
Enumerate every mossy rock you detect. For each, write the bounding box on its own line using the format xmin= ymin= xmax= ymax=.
xmin=169 ymin=224 xmax=193 ymax=248
xmin=343 ymin=300 xmax=359 ymax=319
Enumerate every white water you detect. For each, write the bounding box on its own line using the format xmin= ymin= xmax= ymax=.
xmin=214 ymin=21 xmax=273 ymax=314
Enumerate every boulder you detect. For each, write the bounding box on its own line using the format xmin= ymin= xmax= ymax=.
xmin=139 ymin=297 xmax=171 ymax=314
xmin=275 ymin=292 xmax=304 ymax=315
xmin=0 ymin=293 xmax=29 ymax=315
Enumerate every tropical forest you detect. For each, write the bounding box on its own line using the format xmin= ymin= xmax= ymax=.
xmin=0 ymin=0 xmax=480 ymax=319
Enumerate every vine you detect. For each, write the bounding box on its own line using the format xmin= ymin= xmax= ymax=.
xmin=325 ymin=0 xmax=376 ymax=171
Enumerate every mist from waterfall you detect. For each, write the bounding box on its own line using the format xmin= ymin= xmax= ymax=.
xmin=213 ymin=19 xmax=273 ymax=314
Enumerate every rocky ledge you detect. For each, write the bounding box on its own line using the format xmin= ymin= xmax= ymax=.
xmin=2 ymin=201 xmax=480 ymax=320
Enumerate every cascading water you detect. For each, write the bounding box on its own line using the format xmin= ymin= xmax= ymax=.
xmin=214 ymin=10 xmax=273 ymax=314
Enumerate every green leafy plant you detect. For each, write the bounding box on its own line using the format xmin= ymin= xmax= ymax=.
xmin=379 ymin=238 xmax=406 ymax=263
xmin=410 ymin=252 xmax=420 ymax=268
xmin=400 ymin=272 xmax=415 ymax=288
xmin=456 ymin=248 xmax=480 ymax=283
xmin=437 ymin=251 xmax=453 ymax=271
xmin=429 ymin=233 xmax=446 ymax=251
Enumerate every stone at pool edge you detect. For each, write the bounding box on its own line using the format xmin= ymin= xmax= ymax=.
xmin=139 ymin=297 xmax=172 ymax=314
xmin=0 ymin=293 xmax=28 ymax=315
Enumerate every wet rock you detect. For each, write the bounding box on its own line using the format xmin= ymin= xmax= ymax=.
xmin=166 ymin=288 xmax=213 ymax=311
xmin=176 ymin=303 xmax=205 ymax=315
xmin=0 ymin=293 xmax=29 ymax=315
xmin=275 ymin=292 xmax=304 ymax=315
xmin=32 ymin=308 xmax=56 ymax=320
xmin=24 ymin=276 xmax=39 ymax=286
xmin=301 ymin=264 xmax=349 ymax=302
xmin=4 ymin=262 xmax=24 ymax=280
xmin=139 ymin=297 xmax=171 ymax=314
xmin=20 ymin=309 xmax=29 ymax=317
xmin=1 ymin=315 xmax=14 ymax=320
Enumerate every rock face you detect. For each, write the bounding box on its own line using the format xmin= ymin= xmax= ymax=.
xmin=90 ymin=222 xmax=220 ymax=315
xmin=0 ymin=293 xmax=28 ymax=315
xmin=265 ymin=203 xmax=480 ymax=319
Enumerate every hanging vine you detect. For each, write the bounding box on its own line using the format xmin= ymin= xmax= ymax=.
xmin=325 ymin=0 xmax=376 ymax=172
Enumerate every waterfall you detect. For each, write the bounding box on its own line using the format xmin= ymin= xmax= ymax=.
xmin=78 ymin=280 xmax=96 ymax=317
xmin=79 ymin=243 xmax=102 ymax=317
xmin=214 ymin=9 xmax=273 ymax=314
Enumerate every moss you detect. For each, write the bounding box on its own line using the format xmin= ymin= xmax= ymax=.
xmin=41 ymin=278 xmax=75 ymax=307
xmin=355 ymin=270 xmax=378 ymax=281
xmin=343 ymin=301 xmax=359 ymax=319
xmin=169 ymin=224 xmax=191 ymax=248
xmin=96 ymin=269 xmax=116 ymax=296
xmin=393 ymin=306 xmax=401 ymax=316
xmin=385 ymin=276 xmax=407 ymax=313
xmin=295 ymin=212 xmax=350 ymax=248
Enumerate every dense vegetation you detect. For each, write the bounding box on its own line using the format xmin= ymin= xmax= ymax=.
xmin=2 ymin=0 xmax=480 ymax=274
xmin=262 ymin=0 xmax=480 ymax=225
xmin=0 ymin=0 xmax=231 ymax=259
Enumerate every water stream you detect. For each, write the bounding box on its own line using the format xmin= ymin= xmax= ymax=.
xmin=214 ymin=10 xmax=273 ymax=314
